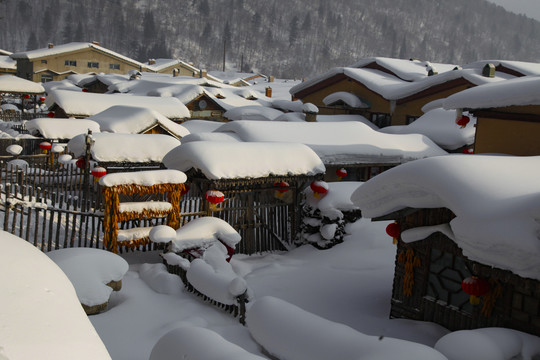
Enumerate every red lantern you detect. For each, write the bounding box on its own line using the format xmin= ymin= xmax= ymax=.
xmin=40 ymin=97 xmax=46 ymax=102
xmin=310 ymin=180 xmax=328 ymax=198
xmin=456 ymin=115 xmax=470 ymax=129
xmin=39 ymin=141 xmax=52 ymax=153
xmin=462 ymin=148 xmax=474 ymax=155
xmin=205 ymin=190 xmax=224 ymax=210
xmin=24 ymin=94 xmax=30 ymax=99
xmin=386 ymin=222 xmax=400 ymax=244
xmin=91 ymin=166 xmax=107 ymax=178
xmin=462 ymin=276 xmax=490 ymax=305
xmin=76 ymin=157 xmax=86 ymax=169
xmin=336 ymin=168 xmax=347 ymax=180
xmin=47 ymin=111 xmax=55 ymax=118
xmin=274 ymin=181 xmax=290 ymax=194
xmin=82 ymin=88 xmax=89 ymax=92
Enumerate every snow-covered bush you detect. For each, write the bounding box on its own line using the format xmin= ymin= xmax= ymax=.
xmin=299 ymin=181 xmax=363 ymax=249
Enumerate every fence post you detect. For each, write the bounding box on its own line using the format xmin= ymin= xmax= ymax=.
xmin=82 ymin=130 xmax=94 ymax=212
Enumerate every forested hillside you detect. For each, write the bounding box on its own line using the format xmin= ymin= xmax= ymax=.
xmin=1 ymin=0 xmax=539 ymax=78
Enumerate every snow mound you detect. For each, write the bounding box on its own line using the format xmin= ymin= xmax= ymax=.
xmin=139 ymin=263 xmax=183 ymax=295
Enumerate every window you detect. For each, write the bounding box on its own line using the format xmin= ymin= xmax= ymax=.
xmin=41 ymin=59 xmax=47 ymax=64
xmin=109 ymin=63 xmax=120 ymax=70
xmin=370 ymin=113 xmax=391 ymax=128
xmin=87 ymin=62 xmax=99 ymax=68
xmin=41 ymin=74 xmax=53 ymax=83
xmin=64 ymin=60 xmax=77 ymax=66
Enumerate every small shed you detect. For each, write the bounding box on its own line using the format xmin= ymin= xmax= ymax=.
xmin=163 ymin=141 xmax=326 ymax=254
xmin=351 ymin=154 xmax=540 ymax=336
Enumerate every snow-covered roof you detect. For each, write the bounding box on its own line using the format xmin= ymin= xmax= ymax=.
xmin=163 ymin=141 xmax=325 ymax=180
xmin=224 ymin=105 xmax=283 ymax=121
xmin=47 ymin=89 xmax=190 ymax=119
xmin=87 ymin=105 xmax=190 ymax=138
xmin=351 ymin=154 xmax=540 ymax=281
xmin=0 ymin=55 xmax=16 ymax=69
xmin=0 ymin=74 xmax=45 ymax=94
xmin=290 ymin=66 xmax=511 ymax=102
xmin=0 ymin=232 xmax=112 ymax=359
xmin=10 ymin=42 xmax=145 ymax=68
xmin=145 ymin=58 xmax=199 ymax=73
xmin=26 ymin=118 xmax=101 ymax=139
xmin=351 ymin=57 xmax=459 ymax=81
xmin=463 ymin=60 xmax=540 ymax=76
xmin=214 ymin=120 xmax=447 ymax=164
xmin=380 ymin=109 xmax=475 ymax=150
xmin=180 ymin=119 xmax=226 ymax=134
xmin=323 ymin=92 xmax=370 ymax=108
xmin=443 ymin=75 xmax=540 ymax=110
xmin=99 ymin=169 xmax=187 ymax=187
xmin=68 ymin=132 xmax=181 ymax=163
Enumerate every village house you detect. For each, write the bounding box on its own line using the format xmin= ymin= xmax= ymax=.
xmin=443 ymin=75 xmax=540 ymax=156
xmin=9 ymin=42 xmax=148 ymax=83
xmin=351 ymin=155 xmax=540 ymax=337
xmin=0 ymin=49 xmax=16 ymax=76
xmin=144 ymin=58 xmax=201 ymax=78
xmin=290 ymin=57 xmax=513 ymax=128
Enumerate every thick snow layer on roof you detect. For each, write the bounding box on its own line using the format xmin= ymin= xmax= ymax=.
xmin=68 ymin=133 xmax=181 ymax=162
xmin=180 ymin=132 xmax=240 ymax=144
xmin=351 ymin=57 xmax=459 ymax=81
xmin=0 ymin=74 xmax=45 ymax=94
xmin=0 ymin=231 xmax=111 ymax=360
xmin=47 ymin=89 xmax=190 ymax=118
xmin=323 ymin=91 xmax=370 ymax=108
xmin=167 ymin=217 xmax=241 ymax=252
xmin=180 ymin=119 xmax=225 ymax=133
xmin=145 ymin=58 xmax=198 ymax=72
xmin=380 ymin=109 xmax=475 ymax=150
xmin=99 ymin=169 xmax=187 ymax=187
xmin=43 ymin=79 xmax=82 ymax=92
xmin=351 ymin=154 xmax=540 ymax=281
xmin=215 ymin=120 xmax=446 ymax=164
xmin=163 ymin=141 xmax=325 ymax=180
xmin=224 ymin=105 xmax=283 ymax=121
xmin=0 ymin=55 xmax=16 ymax=69
xmin=443 ymin=75 xmax=540 ymax=110
xmin=26 ymin=118 xmax=101 ymax=139
xmin=10 ymin=42 xmax=144 ymax=68
xmin=251 ymin=78 xmax=302 ymax=100
xmin=47 ymin=248 xmax=128 ymax=307
xmin=464 ymin=60 xmax=540 ymax=76
xmin=87 ymin=105 xmax=190 ymax=137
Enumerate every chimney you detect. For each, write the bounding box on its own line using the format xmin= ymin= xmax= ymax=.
xmin=483 ymin=63 xmax=495 ymax=78
xmin=48 ymin=43 xmax=54 ymax=48
xmin=268 ymin=75 xmax=275 ymax=83
xmin=148 ymin=59 xmax=156 ymax=65
xmin=173 ymin=68 xmax=179 ymax=77
xmin=91 ymin=41 xmax=100 ymax=46
xmin=265 ymin=87 xmax=272 ymax=98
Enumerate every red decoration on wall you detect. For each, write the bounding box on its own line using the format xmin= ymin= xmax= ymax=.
xmin=76 ymin=157 xmax=86 ymax=169
xmin=39 ymin=141 xmax=52 ymax=152
xmin=456 ymin=115 xmax=470 ymax=128
xmin=91 ymin=166 xmax=107 ymax=178
xmin=310 ymin=181 xmax=328 ymax=198
xmin=386 ymin=222 xmax=400 ymax=244
xmin=47 ymin=111 xmax=55 ymax=118
xmin=336 ymin=168 xmax=347 ymax=180
xmin=205 ymin=190 xmax=225 ymax=211
xmin=462 ymin=148 xmax=474 ymax=154
xmin=462 ymin=276 xmax=490 ymax=305
xmin=274 ymin=181 xmax=290 ymax=193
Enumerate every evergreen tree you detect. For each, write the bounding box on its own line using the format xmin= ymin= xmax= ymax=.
xmin=26 ymin=32 xmax=38 ymax=50
xmin=289 ymin=15 xmax=299 ymax=47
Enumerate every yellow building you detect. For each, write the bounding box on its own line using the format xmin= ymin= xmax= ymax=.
xmin=11 ymin=42 xmax=146 ymax=83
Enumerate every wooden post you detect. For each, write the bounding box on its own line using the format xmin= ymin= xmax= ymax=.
xmin=82 ymin=130 xmax=93 ymax=212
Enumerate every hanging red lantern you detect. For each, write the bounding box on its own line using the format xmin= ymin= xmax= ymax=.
xmin=386 ymin=222 xmax=400 ymax=244
xmin=205 ymin=190 xmax=224 ymax=210
xmin=274 ymin=181 xmax=290 ymax=195
xmin=462 ymin=148 xmax=474 ymax=155
xmin=310 ymin=180 xmax=328 ymax=198
xmin=456 ymin=115 xmax=470 ymax=129
xmin=91 ymin=166 xmax=107 ymax=178
xmin=181 ymin=184 xmax=190 ymax=196
xmin=76 ymin=157 xmax=86 ymax=169
xmin=336 ymin=168 xmax=347 ymax=180
xmin=24 ymin=94 xmax=30 ymax=99
xmin=39 ymin=97 xmax=46 ymax=102
xmin=82 ymin=88 xmax=89 ymax=92
xmin=39 ymin=141 xmax=52 ymax=153
xmin=47 ymin=111 xmax=55 ymax=118
xmin=462 ymin=276 xmax=490 ymax=305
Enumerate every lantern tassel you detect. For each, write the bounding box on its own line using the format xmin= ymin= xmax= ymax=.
xmin=469 ymin=295 xmax=480 ymax=305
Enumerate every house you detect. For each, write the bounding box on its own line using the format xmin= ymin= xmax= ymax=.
xmin=10 ymin=42 xmax=146 ymax=83
xmin=194 ymin=120 xmax=447 ymax=182
xmin=209 ymin=70 xmax=268 ymax=86
xmin=144 ymin=58 xmax=201 ymax=77
xmin=290 ymin=57 xmax=511 ymax=127
xmin=443 ymin=75 xmax=540 ymax=156
xmin=0 ymin=54 xmax=16 ymax=75
xmin=162 ymin=141 xmax=325 ymax=254
xmin=350 ymin=154 xmax=540 ymax=336
xmin=87 ymin=105 xmax=190 ymax=139
xmin=26 ymin=118 xmax=101 ymax=141
xmin=45 ymin=88 xmax=190 ymax=121
xmin=463 ymin=60 xmax=540 ymax=77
